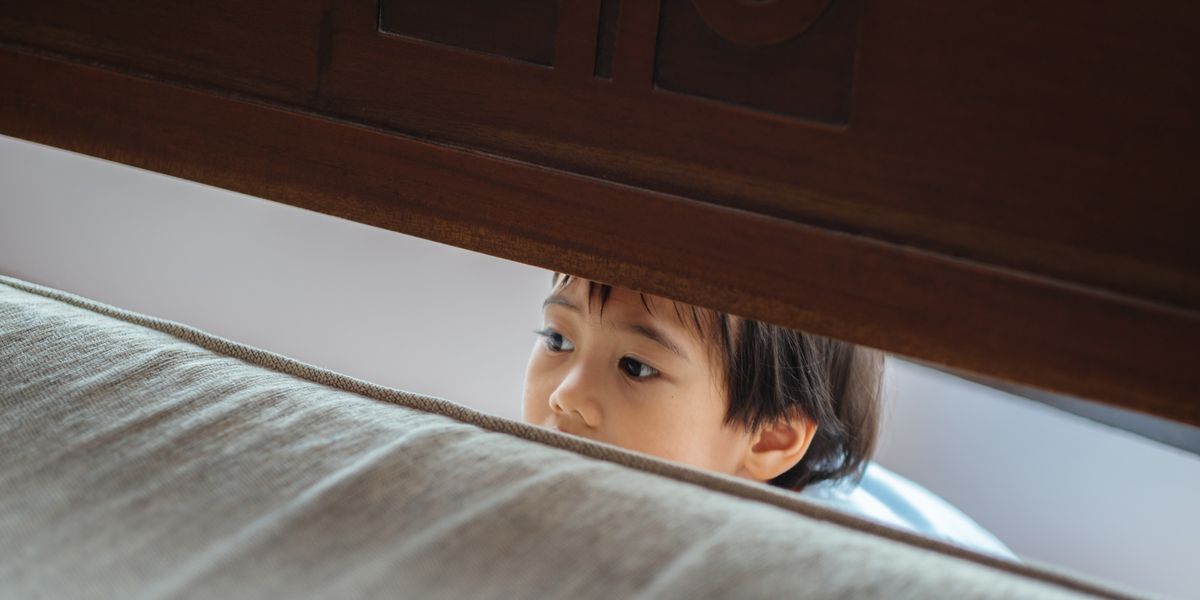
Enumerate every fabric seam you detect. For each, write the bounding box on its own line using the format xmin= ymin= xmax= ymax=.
xmin=0 ymin=274 xmax=1146 ymax=600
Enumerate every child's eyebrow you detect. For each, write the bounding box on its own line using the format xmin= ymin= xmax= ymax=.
xmin=621 ymin=322 xmax=691 ymax=363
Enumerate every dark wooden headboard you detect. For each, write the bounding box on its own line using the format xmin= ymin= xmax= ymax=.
xmin=2 ymin=1 xmax=1197 ymax=426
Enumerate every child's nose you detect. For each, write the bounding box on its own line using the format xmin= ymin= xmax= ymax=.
xmin=549 ymin=362 xmax=603 ymax=428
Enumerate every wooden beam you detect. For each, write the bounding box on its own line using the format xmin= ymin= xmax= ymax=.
xmin=2 ymin=42 xmax=1196 ymax=427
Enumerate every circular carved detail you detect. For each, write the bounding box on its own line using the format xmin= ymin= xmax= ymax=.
xmin=692 ymin=0 xmax=833 ymax=45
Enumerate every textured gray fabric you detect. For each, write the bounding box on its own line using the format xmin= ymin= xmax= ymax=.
xmin=0 ymin=275 xmax=1144 ymax=599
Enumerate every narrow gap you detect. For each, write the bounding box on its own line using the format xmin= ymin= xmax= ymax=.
xmin=593 ymin=0 xmax=619 ymax=79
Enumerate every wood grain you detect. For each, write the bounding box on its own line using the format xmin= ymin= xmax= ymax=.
xmin=317 ymin=0 xmax=1200 ymax=312
xmin=2 ymin=43 xmax=1196 ymax=427
xmin=4 ymin=0 xmax=1193 ymax=310
xmin=0 ymin=0 xmax=323 ymax=103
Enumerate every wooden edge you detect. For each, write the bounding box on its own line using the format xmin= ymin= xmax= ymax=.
xmin=913 ymin=358 xmax=1200 ymax=457
xmin=1 ymin=41 xmax=1197 ymax=428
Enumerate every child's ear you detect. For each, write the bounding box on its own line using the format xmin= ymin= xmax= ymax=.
xmin=739 ymin=411 xmax=818 ymax=482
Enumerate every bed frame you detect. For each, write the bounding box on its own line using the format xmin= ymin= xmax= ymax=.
xmin=1 ymin=0 xmax=1196 ymax=427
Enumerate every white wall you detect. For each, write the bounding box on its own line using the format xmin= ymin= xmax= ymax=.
xmin=2 ymin=134 xmax=1196 ymax=599
xmin=877 ymin=360 xmax=1199 ymax=599
xmin=0 ymin=134 xmax=549 ymax=417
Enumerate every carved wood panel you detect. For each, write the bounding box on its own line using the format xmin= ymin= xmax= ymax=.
xmin=375 ymin=0 xmax=860 ymax=122
xmin=1 ymin=0 xmax=1198 ymax=427
xmin=656 ymin=0 xmax=860 ymax=123
xmin=309 ymin=0 xmax=1199 ymax=317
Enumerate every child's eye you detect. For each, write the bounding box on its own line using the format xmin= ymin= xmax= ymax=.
xmin=534 ymin=328 xmax=574 ymax=352
xmin=618 ymin=357 xmax=660 ymax=380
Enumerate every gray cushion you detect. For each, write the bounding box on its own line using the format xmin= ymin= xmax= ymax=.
xmin=0 ymin=275 xmax=1139 ymax=599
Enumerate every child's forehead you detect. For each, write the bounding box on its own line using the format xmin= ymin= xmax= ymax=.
xmin=556 ymin=278 xmax=665 ymax=314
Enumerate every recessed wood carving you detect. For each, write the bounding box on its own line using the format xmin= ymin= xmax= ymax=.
xmin=655 ymin=0 xmax=860 ymax=124
xmin=378 ymin=0 xmax=558 ymax=66
xmin=594 ymin=0 xmax=620 ymax=78
xmin=692 ymin=0 xmax=833 ymax=45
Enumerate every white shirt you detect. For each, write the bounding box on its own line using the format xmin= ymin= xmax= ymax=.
xmin=798 ymin=461 xmax=1019 ymax=561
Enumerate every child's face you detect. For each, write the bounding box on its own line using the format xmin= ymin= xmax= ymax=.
xmin=523 ymin=278 xmax=756 ymax=477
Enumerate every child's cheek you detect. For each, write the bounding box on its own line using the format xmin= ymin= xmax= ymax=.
xmin=521 ymin=353 xmax=549 ymax=423
xmin=525 ymin=360 xmax=567 ymax=425
xmin=521 ymin=387 xmax=547 ymax=424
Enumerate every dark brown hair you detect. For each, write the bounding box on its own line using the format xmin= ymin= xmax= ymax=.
xmin=551 ymin=273 xmax=883 ymax=491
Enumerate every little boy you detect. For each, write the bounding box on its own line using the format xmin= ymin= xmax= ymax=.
xmin=522 ymin=273 xmax=1020 ymax=561
xmin=522 ymin=273 xmax=882 ymax=491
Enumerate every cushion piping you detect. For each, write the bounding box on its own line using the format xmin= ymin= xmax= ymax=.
xmin=0 ymin=274 xmax=1146 ymax=600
